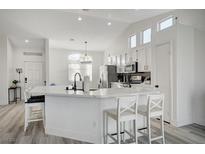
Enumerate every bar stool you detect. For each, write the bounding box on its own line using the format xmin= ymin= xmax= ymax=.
xmin=103 ymin=95 xmax=138 ymax=144
xmin=24 ymin=90 xmax=45 ymax=132
xmin=138 ymin=94 xmax=165 ymax=144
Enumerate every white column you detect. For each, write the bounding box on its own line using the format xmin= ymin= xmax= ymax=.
xmin=0 ymin=35 xmax=8 ymax=105
xmin=45 ymin=39 xmax=50 ymax=86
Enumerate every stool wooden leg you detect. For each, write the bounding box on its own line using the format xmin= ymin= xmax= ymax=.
xmin=24 ymin=120 xmax=28 ymax=132
xmin=42 ymin=104 xmax=45 ymax=129
xmin=24 ymin=105 xmax=28 ymax=132
xmin=103 ymin=112 xmax=105 ymax=144
xmin=117 ymin=120 xmax=121 ymax=144
xmin=135 ymin=119 xmax=138 ymax=144
xmin=105 ymin=113 xmax=108 ymax=144
xmin=103 ymin=112 xmax=107 ymax=144
xmin=122 ymin=121 xmax=125 ymax=143
xmin=161 ymin=115 xmax=165 ymax=144
xmin=147 ymin=116 xmax=151 ymax=144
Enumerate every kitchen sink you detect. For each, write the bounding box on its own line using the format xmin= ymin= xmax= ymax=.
xmin=65 ymin=88 xmax=98 ymax=92
xmin=89 ymin=89 xmax=98 ymax=91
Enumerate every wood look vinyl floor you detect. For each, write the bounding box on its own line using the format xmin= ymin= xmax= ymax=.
xmin=0 ymin=103 xmax=205 ymax=144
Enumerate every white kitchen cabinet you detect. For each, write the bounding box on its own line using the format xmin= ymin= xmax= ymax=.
xmin=146 ymin=46 xmax=152 ymax=71
xmin=137 ymin=48 xmax=145 ymax=72
xmin=130 ymin=49 xmax=138 ymax=62
xmin=115 ymin=45 xmax=151 ymax=73
xmin=137 ymin=46 xmax=151 ymax=72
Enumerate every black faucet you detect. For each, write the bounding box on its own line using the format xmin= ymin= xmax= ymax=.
xmin=73 ymin=72 xmax=82 ymax=91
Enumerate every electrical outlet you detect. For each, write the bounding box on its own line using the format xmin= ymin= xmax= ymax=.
xmin=93 ymin=121 xmax=97 ymax=128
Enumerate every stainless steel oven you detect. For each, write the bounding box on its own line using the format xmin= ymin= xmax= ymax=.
xmin=130 ymin=75 xmax=143 ymax=84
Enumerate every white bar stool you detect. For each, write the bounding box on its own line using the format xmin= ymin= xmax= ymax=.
xmin=24 ymin=90 xmax=45 ymax=132
xmin=103 ymin=95 xmax=138 ymax=144
xmin=138 ymin=94 xmax=165 ymax=144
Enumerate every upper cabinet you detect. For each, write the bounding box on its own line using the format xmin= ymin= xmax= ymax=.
xmin=137 ymin=46 xmax=151 ymax=72
xmin=130 ymin=49 xmax=138 ymax=62
xmin=146 ymin=46 xmax=152 ymax=71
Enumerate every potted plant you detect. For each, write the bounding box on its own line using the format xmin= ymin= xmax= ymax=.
xmin=12 ymin=80 xmax=18 ymax=87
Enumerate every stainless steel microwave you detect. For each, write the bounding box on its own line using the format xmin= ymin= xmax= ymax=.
xmin=124 ymin=62 xmax=138 ymax=73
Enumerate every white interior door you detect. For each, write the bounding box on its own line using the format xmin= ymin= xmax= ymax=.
xmin=24 ymin=61 xmax=44 ymax=89
xmin=155 ymin=42 xmax=172 ymax=123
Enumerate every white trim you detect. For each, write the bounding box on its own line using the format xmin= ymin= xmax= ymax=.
xmin=128 ymin=33 xmax=138 ymax=49
xmin=154 ymin=40 xmax=174 ymax=125
xmin=141 ymin=27 xmax=152 ymax=45
xmin=130 ymin=34 xmax=137 ymax=49
xmin=169 ymin=40 xmax=174 ymax=126
xmin=157 ymin=15 xmax=176 ymax=32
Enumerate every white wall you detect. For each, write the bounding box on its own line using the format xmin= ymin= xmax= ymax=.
xmin=7 ymin=39 xmax=14 ymax=87
xmin=176 ymin=9 xmax=205 ymax=125
xmin=177 ymin=10 xmax=205 ymax=31
xmin=192 ymin=29 xmax=205 ymax=126
xmin=49 ymin=48 xmax=104 ymax=88
xmin=7 ymin=39 xmax=15 ymax=102
xmin=45 ymin=39 xmax=50 ymax=86
xmin=176 ymin=24 xmax=194 ymax=126
xmin=13 ymin=47 xmax=45 ymax=98
xmin=0 ymin=35 xmax=8 ymax=105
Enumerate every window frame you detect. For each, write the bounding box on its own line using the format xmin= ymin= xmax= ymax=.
xmin=157 ymin=16 xmax=175 ymax=32
xmin=129 ymin=34 xmax=137 ymax=49
xmin=68 ymin=63 xmax=93 ymax=81
xmin=141 ymin=27 xmax=152 ymax=45
xmin=67 ymin=54 xmax=93 ymax=82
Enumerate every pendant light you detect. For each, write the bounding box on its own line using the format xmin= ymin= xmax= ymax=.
xmin=107 ymin=53 xmax=111 ymax=65
xmin=80 ymin=41 xmax=92 ymax=64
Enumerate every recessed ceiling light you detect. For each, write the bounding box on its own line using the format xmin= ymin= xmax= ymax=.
xmin=78 ymin=17 xmax=82 ymax=21
xmin=25 ymin=40 xmax=29 ymax=43
xmin=107 ymin=22 xmax=112 ymax=26
xmin=82 ymin=9 xmax=90 ymax=12
xmin=69 ymin=38 xmax=75 ymax=42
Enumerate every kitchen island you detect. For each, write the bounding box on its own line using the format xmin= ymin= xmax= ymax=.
xmin=30 ymin=86 xmax=159 ymax=143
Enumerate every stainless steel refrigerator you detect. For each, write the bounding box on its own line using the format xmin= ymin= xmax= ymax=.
xmin=99 ymin=65 xmax=118 ymax=88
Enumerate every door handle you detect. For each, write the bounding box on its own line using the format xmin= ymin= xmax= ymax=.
xmin=155 ymin=85 xmax=159 ymax=88
xmin=25 ymin=77 xmax=27 ymax=83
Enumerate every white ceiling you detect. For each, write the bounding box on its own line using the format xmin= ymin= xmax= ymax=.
xmin=65 ymin=9 xmax=172 ymax=23
xmin=0 ymin=9 xmax=172 ymax=51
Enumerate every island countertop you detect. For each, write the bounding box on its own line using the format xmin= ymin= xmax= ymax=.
xmin=33 ymin=85 xmax=160 ymax=143
xmin=30 ymin=85 xmax=160 ymax=98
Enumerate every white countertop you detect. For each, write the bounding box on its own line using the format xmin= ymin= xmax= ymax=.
xmin=30 ymin=86 xmax=160 ymax=99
